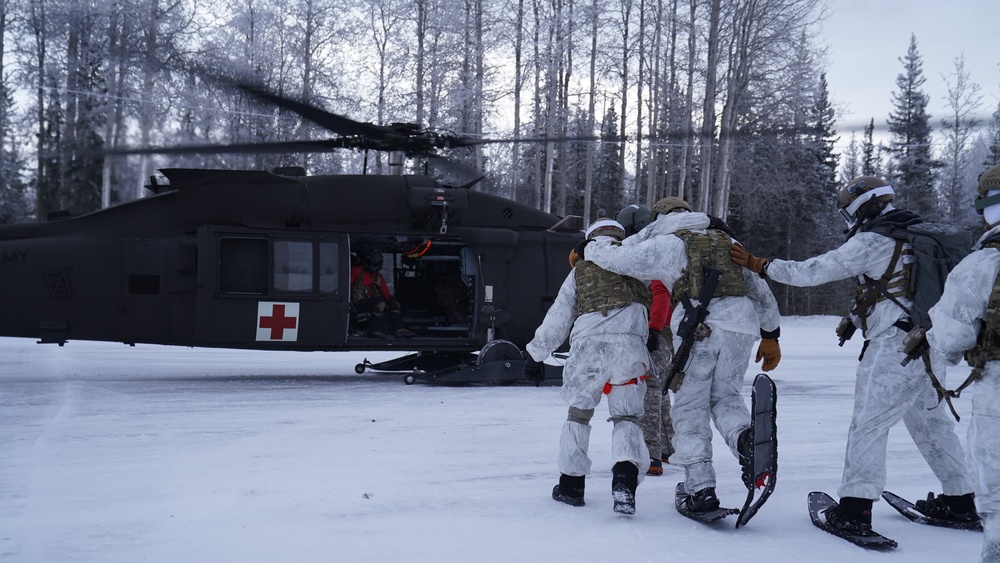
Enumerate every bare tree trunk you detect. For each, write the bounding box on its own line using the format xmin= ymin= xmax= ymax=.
xmin=696 ymin=0 xmax=720 ymax=212
xmin=645 ymin=0 xmax=663 ymax=206
xmin=676 ymin=0 xmax=696 ymax=201
xmin=137 ymin=0 xmax=160 ymax=200
xmin=583 ymin=0 xmax=598 ymax=226
xmin=663 ymin=0 xmax=679 ymax=199
xmin=415 ymin=0 xmax=426 ymax=127
xmin=617 ymin=0 xmax=632 ymax=201
xmin=634 ymin=0 xmax=645 ymax=202
xmin=532 ymin=0 xmax=543 ymax=208
xmin=473 ymin=0 xmax=484 ymax=173
xmin=511 ymin=0 xmax=524 ymax=200
xmin=30 ymin=0 xmax=48 ymax=218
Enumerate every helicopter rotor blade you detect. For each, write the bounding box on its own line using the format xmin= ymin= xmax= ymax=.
xmin=101 ymin=139 xmax=360 ymax=157
xmin=444 ymin=135 xmax=599 ymax=147
xmin=229 ymin=80 xmax=395 ymax=140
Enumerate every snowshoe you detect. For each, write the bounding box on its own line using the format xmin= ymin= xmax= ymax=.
xmin=808 ymin=492 xmax=897 ymax=549
xmin=735 ymin=373 xmax=778 ymax=528
xmin=882 ymin=491 xmax=983 ymax=531
xmin=675 ymin=483 xmax=738 ymax=524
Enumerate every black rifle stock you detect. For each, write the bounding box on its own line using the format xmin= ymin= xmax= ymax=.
xmin=663 ymin=265 xmax=723 ymax=395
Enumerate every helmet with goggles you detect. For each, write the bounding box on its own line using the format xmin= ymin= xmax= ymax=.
xmin=585 ymin=218 xmax=626 ymax=241
xmin=837 ymin=176 xmax=894 ymax=225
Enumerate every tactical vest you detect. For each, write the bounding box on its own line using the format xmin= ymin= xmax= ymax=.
xmin=851 ymin=239 xmax=913 ymax=333
xmin=672 ymin=229 xmax=747 ymax=303
xmin=575 ymin=260 xmax=651 ymax=316
xmin=966 ymin=242 xmax=1000 ymax=369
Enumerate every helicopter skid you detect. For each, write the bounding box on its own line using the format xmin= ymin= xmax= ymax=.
xmin=402 ymin=357 xmax=527 ymax=386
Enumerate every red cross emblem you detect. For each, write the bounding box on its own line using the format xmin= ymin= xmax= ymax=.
xmin=256 ymin=302 xmax=299 ymax=341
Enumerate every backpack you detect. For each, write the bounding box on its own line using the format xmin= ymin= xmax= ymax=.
xmin=864 ymin=211 xmax=973 ymax=328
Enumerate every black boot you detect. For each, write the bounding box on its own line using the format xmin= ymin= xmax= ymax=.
xmin=915 ymin=492 xmax=981 ymax=524
xmin=737 ymin=427 xmax=753 ymax=488
xmin=826 ymin=496 xmax=873 ymax=536
xmin=552 ymin=474 xmax=585 ymax=507
xmin=611 ymin=461 xmax=639 ymax=515
xmin=685 ymin=487 xmax=721 ymax=513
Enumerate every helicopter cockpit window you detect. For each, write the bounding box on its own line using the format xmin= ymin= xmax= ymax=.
xmin=274 ymin=240 xmax=314 ymax=293
xmin=219 ymin=237 xmax=268 ymax=294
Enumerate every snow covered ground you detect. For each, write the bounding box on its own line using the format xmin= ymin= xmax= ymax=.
xmin=0 ymin=315 xmax=983 ymax=562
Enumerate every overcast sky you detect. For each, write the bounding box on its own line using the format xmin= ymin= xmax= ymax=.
xmin=821 ymin=0 xmax=1000 ymax=138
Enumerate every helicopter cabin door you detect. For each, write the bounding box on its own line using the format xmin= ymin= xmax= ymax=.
xmin=195 ymin=227 xmax=350 ymax=349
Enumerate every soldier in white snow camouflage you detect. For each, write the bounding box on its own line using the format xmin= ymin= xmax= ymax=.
xmin=732 ymin=176 xmax=976 ymax=536
xmin=927 ymin=164 xmax=1000 ymax=562
xmin=523 ymin=219 xmax=651 ymax=515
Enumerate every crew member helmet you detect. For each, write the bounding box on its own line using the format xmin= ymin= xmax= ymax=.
xmin=837 ymin=176 xmax=894 ymax=225
xmin=650 ymin=197 xmax=692 ymax=219
xmin=361 ymin=249 xmax=384 ymax=272
xmin=615 ymin=204 xmax=652 ymax=236
xmin=585 ymin=218 xmax=626 ymax=241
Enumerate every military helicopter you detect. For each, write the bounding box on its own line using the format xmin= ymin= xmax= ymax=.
xmin=0 ymin=80 xmax=583 ymax=385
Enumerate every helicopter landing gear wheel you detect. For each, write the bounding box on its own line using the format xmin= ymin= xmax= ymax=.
xmin=355 ymin=363 xmax=366 ymax=374
xmin=477 ymin=339 xmax=521 ymax=366
xmin=403 ymin=374 xmax=417 ymax=385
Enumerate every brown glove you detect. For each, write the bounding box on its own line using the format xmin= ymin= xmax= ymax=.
xmin=730 ymin=243 xmax=769 ymax=275
xmin=755 ymin=338 xmax=781 ymax=372
xmin=568 ymin=248 xmax=580 ymax=268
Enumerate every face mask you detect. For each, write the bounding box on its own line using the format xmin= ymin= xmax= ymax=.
xmin=985 ymin=190 xmax=1000 ymax=227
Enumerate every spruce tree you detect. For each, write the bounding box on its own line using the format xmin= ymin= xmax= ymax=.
xmin=885 ymin=34 xmax=940 ymax=219
xmin=861 ymin=119 xmax=876 ymax=176
xmin=592 ymin=106 xmax=623 ymax=220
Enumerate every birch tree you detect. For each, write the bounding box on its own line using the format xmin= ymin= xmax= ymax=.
xmin=937 ymin=56 xmax=982 ymax=226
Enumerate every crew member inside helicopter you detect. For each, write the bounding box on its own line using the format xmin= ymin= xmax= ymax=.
xmin=350 ymin=248 xmax=416 ymax=339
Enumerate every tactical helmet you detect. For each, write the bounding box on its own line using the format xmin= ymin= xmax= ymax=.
xmin=837 ymin=176 xmax=894 ymax=225
xmin=650 ymin=197 xmax=693 ymax=219
xmin=975 ymin=164 xmax=1000 ymax=214
xmin=585 ymin=218 xmax=625 ymax=241
xmin=615 ymin=204 xmax=652 ymax=236
xmin=361 ymin=249 xmax=384 ymax=272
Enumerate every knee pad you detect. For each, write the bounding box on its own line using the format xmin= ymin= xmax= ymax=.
xmin=567 ymin=407 xmax=594 ymax=425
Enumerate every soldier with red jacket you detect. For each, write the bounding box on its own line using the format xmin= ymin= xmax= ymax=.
xmin=350 ymin=248 xmax=414 ymax=338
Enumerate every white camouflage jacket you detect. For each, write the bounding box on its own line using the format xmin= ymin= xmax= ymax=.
xmin=766 ymin=226 xmax=912 ymax=340
xmin=524 ymin=267 xmax=649 ymax=373
xmin=927 ymin=225 xmax=1000 ymax=366
xmin=585 ymin=211 xmax=780 ymax=337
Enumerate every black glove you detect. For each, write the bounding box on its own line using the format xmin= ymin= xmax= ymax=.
xmin=523 ymin=356 xmax=544 ymax=386
xmin=646 ymin=328 xmax=660 ymax=353
xmin=572 ymin=239 xmax=591 ymax=262
xmin=708 ymin=215 xmax=737 ymax=238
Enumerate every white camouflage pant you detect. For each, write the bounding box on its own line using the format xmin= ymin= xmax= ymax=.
xmin=969 ymin=364 xmax=1000 ymax=562
xmin=838 ymin=327 xmax=972 ymax=501
xmin=670 ymin=328 xmax=755 ymax=494
xmin=558 ymin=338 xmax=651 ymax=479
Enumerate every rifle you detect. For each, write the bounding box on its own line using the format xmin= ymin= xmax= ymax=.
xmin=663 ymin=265 xmax=723 ymax=395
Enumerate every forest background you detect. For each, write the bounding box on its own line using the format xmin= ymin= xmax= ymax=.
xmin=0 ymin=0 xmax=999 ymax=315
